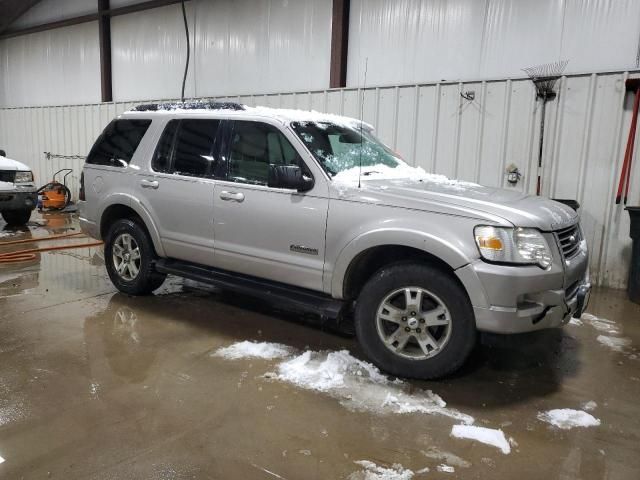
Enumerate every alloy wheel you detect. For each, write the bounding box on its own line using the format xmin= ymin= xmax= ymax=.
xmin=112 ymin=233 xmax=141 ymax=281
xmin=375 ymin=286 xmax=452 ymax=360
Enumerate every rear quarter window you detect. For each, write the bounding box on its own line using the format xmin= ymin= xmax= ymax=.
xmin=87 ymin=119 xmax=151 ymax=167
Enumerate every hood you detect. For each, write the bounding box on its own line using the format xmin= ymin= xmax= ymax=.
xmin=332 ymin=177 xmax=578 ymax=231
xmin=0 ymin=155 xmax=31 ymax=171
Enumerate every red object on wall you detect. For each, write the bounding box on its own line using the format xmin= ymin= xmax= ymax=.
xmin=617 ymin=79 xmax=640 ymax=205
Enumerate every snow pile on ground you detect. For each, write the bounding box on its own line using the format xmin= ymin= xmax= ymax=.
xmin=214 ymin=343 xmax=475 ymax=423
xmin=267 ymin=349 xmax=474 ymax=423
xmin=450 ymin=425 xmax=511 ymax=454
xmin=537 ymin=409 xmax=600 ymax=429
xmin=596 ymin=335 xmax=631 ymax=352
xmin=212 ymin=341 xmax=295 ymax=360
xmin=348 ymin=460 xmax=415 ymax=480
xmin=582 ymin=400 xmax=597 ymax=411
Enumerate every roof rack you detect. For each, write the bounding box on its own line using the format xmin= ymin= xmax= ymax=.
xmin=132 ymin=101 xmax=245 ymax=112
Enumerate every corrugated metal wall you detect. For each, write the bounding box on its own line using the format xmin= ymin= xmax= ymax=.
xmin=0 ymin=70 xmax=637 ymax=289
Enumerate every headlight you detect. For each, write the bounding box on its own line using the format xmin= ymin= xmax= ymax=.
xmin=474 ymin=226 xmax=552 ymax=269
xmin=14 ymin=171 xmax=34 ymax=183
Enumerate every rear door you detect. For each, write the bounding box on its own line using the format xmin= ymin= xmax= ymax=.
xmin=211 ymin=119 xmax=329 ymax=291
xmin=135 ymin=118 xmax=221 ymax=265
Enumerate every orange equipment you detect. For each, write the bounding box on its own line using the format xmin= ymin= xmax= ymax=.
xmin=38 ymin=169 xmax=72 ymax=211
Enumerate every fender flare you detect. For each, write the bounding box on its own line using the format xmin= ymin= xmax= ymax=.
xmin=99 ymin=193 xmax=166 ymax=257
xmin=330 ymin=228 xmax=472 ymax=299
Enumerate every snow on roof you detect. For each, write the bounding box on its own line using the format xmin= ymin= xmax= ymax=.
xmin=124 ymin=102 xmax=369 ymax=128
xmin=247 ymin=105 xmax=369 ymax=128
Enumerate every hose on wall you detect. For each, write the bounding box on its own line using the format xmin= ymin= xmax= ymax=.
xmin=180 ymin=0 xmax=190 ymax=102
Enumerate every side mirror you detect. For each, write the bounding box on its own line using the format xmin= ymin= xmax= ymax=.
xmin=0 ymin=150 xmax=6 ymax=157
xmin=268 ymin=164 xmax=314 ymax=192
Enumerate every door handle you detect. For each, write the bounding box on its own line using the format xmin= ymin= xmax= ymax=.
xmin=219 ymin=191 xmax=245 ymax=202
xmin=140 ymin=179 xmax=159 ymax=189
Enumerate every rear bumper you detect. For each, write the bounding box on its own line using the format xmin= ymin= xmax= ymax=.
xmin=79 ymin=216 xmax=100 ymax=240
xmin=0 ymin=189 xmax=37 ymax=211
xmin=78 ymin=200 xmax=101 ymax=239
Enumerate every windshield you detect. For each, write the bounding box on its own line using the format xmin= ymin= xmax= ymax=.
xmin=291 ymin=121 xmax=404 ymax=178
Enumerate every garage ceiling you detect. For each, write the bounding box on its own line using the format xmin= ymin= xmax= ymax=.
xmin=0 ymin=0 xmax=42 ymax=34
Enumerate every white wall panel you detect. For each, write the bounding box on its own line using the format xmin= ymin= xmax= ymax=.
xmin=192 ymin=0 xmax=331 ymax=98
xmin=349 ymin=0 xmax=640 ymax=87
xmin=111 ymin=0 xmax=331 ymax=101
xmin=478 ymin=0 xmax=564 ymax=79
xmin=348 ymin=0 xmax=487 ymax=87
xmin=561 ymin=0 xmax=640 ymax=73
xmin=3 ymin=0 xmax=639 ymax=106
xmin=0 ymin=22 xmax=101 ymax=107
xmin=1 ymin=71 xmax=638 ymax=289
xmin=111 ymin=3 xmax=197 ymax=102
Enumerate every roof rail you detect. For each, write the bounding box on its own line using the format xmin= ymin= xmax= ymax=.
xmin=132 ymin=101 xmax=245 ymax=112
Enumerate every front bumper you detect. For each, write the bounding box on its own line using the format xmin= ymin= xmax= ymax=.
xmin=0 ymin=189 xmax=38 ymax=211
xmin=472 ymin=281 xmax=591 ymax=333
xmin=457 ymin=247 xmax=591 ymax=334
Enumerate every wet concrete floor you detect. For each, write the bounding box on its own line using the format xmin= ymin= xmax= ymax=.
xmin=1 ymin=213 xmax=640 ymax=479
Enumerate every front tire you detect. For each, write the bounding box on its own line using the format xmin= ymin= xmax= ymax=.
xmin=355 ymin=262 xmax=476 ymax=380
xmin=1 ymin=209 xmax=32 ymax=226
xmin=104 ymin=218 xmax=166 ymax=295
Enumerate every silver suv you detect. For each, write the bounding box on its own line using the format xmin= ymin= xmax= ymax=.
xmin=79 ymin=102 xmax=590 ymax=379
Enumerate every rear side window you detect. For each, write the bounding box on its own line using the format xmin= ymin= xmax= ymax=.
xmin=153 ymin=119 xmax=220 ymax=177
xmin=87 ymin=119 xmax=151 ymax=167
xmin=173 ymin=120 xmax=220 ymax=177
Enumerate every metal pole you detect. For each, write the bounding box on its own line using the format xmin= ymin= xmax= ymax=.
xmin=536 ymin=95 xmax=547 ymax=196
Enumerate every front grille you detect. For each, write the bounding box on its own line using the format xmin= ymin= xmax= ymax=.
xmin=0 ymin=170 xmax=16 ymax=183
xmin=0 ymin=193 xmax=14 ymax=202
xmin=555 ymin=224 xmax=582 ymax=260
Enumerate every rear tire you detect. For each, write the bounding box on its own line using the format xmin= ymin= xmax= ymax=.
xmin=355 ymin=262 xmax=476 ymax=380
xmin=105 ymin=218 xmax=166 ymax=295
xmin=1 ymin=209 xmax=32 ymax=226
